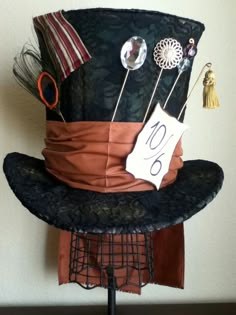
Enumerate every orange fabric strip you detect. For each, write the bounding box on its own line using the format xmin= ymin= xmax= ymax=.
xmin=43 ymin=121 xmax=183 ymax=192
xmin=58 ymin=224 xmax=184 ymax=293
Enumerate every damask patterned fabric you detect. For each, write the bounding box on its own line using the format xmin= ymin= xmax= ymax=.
xmin=3 ymin=152 xmax=223 ymax=234
xmin=41 ymin=8 xmax=205 ymax=122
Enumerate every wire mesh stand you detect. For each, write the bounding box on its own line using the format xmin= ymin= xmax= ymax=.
xmin=69 ymin=232 xmax=155 ymax=315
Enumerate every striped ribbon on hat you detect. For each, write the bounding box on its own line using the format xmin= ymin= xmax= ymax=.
xmin=33 ymin=10 xmax=91 ymax=81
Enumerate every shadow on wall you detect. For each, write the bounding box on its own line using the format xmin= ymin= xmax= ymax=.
xmin=1 ymin=83 xmax=60 ymax=273
xmin=0 ymin=84 xmax=45 ymax=156
xmin=44 ymin=226 xmax=60 ymax=272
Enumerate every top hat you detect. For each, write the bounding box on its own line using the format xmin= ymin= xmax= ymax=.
xmin=3 ymin=8 xmax=223 ymax=292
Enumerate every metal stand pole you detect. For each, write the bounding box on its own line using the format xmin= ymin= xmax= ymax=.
xmin=107 ymin=267 xmax=116 ymax=315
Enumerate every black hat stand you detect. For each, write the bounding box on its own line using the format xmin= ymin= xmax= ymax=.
xmin=107 ymin=267 xmax=116 ymax=315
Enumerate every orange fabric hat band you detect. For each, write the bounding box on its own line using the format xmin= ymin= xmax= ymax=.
xmin=43 ymin=121 xmax=183 ymax=192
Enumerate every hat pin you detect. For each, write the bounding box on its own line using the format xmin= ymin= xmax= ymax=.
xmin=111 ymin=36 xmax=147 ymax=122
xmin=162 ymin=38 xmax=197 ymax=111
xmin=142 ymin=38 xmax=183 ymax=122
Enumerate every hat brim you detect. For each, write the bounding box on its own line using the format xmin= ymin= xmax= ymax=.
xmin=3 ymin=152 xmax=223 ymax=234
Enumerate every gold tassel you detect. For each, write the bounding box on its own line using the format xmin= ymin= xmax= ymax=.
xmin=203 ymin=69 xmax=220 ymax=109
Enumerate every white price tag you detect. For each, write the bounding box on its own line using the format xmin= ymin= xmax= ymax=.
xmin=126 ymin=103 xmax=188 ymax=190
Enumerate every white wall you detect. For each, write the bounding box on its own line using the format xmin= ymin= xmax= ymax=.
xmin=0 ymin=0 xmax=235 ymax=306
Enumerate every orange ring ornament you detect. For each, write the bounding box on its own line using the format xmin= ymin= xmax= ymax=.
xmin=37 ymin=72 xmax=59 ymax=110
